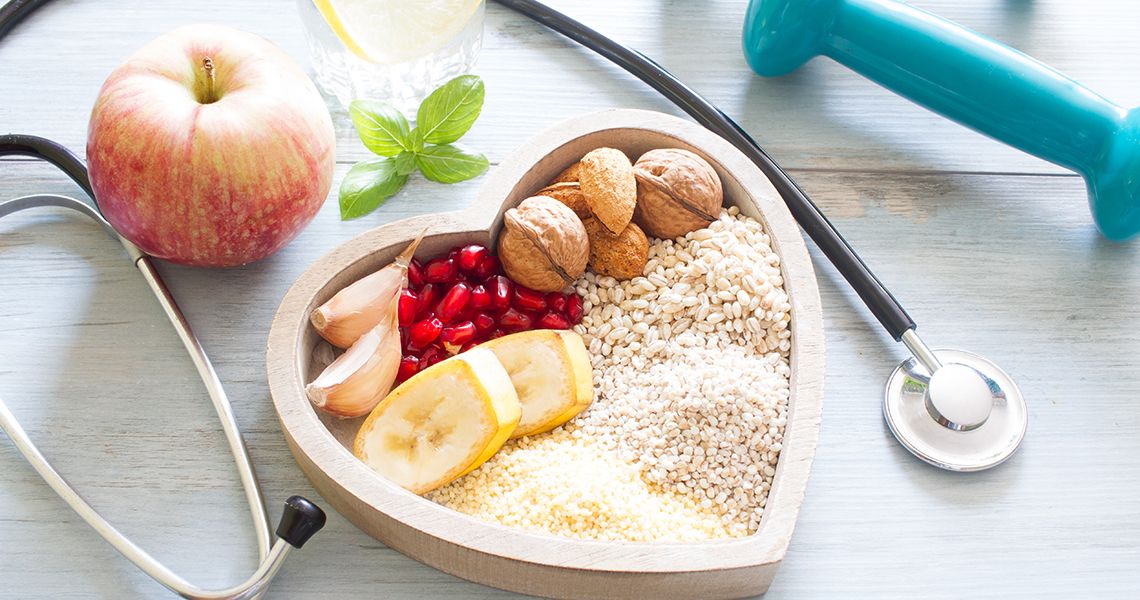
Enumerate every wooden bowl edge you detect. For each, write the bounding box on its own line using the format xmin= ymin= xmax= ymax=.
xmin=266 ymin=109 xmax=824 ymax=596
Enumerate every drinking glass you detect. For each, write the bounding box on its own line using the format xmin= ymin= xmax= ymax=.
xmin=297 ymin=0 xmax=485 ymax=113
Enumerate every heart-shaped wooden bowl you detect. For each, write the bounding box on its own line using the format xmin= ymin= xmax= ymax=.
xmin=267 ymin=109 xmax=824 ymax=599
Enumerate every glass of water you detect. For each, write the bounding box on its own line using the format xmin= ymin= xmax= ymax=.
xmin=297 ymin=0 xmax=485 ymax=113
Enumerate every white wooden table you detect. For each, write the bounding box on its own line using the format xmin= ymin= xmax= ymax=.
xmin=2 ymin=1 xmax=1138 ymax=597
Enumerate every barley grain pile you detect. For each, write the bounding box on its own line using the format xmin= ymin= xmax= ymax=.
xmin=431 ymin=208 xmax=793 ymax=540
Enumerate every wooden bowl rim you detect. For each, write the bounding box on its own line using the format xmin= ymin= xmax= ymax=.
xmin=267 ymin=108 xmax=824 ymax=574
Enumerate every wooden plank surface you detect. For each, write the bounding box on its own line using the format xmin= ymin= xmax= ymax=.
xmin=1 ymin=0 xmax=1139 ymax=598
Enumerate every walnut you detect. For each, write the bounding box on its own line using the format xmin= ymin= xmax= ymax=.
xmin=550 ymin=161 xmax=581 ymax=184
xmin=584 ymin=219 xmax=649 ymax=280
xmin=497 ymin=196 xmax=589 ymax=292
xmin=537 ymin=182 xmax=591 ymax=220
xmin=632 ymin=148 xmax=723 ymax=239
xmin=579 ymin=148 xmax=636 ymax=235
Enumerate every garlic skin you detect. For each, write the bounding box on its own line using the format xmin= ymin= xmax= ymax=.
xmin=311 ymin=234 xmax=423 ymax=349
xmin=306 ymin=316 xmax=401 ymax=418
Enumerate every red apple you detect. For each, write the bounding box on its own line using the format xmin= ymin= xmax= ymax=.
xmin=87 ymin=24 xmax=335 ymax=267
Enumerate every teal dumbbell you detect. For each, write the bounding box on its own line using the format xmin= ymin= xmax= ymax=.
xmin=743 ymin=0 xmax=1140 ymax=240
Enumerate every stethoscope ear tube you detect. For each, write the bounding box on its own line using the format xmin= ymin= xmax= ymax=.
xmin=0 ymin=0 xmax=48 ymax=40
xmin=1 ymin=48 xmax=327 ymax=600
xmin=0 ymin=3 xmax=335 ymax=591
xmin=490 ymin=0 xmax=917 ymax=341
xmin=0 ymin=133 xmax=95 ymax=201
xmin=0 ymin=191 xmax=329 ymax=599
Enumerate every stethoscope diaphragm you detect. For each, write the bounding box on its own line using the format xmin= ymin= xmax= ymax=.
xmin=884 ymin=348 xmax=1027 ymax=471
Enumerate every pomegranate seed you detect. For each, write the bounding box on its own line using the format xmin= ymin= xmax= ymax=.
xmin=400 ymin=328 xmax=414 ymax=353
xmin=473 ymin=312 xmax=496 ymax=334
xmin=423 ymin=258 xmax=458 ymax=283
xmin=415 ymin=284 xmax=438 ymax=317
xmin=396 ymin=355 xmax=419 ymax=383
xmin=487 ymin=275 xmax=512 ymax=313
xmin=459 ymin=340 xmax=479 ymax=353
xmin=498 ymin=308 xmax=532 ymax=332
xmin=472 ymin=254 xmax=500 ymax=280
xmin=546 ymin=292 xmax=568 ymax=313
xmin=456 ymin=244 xmax=489 ymax=273
xmin=398 ymin=289 xmax=418 ymax=327
xmin=566 ymin=294 xmax=584 ymax=324
xmin=469 ymin=285 xmax=492 ymax=310
xmin=436 ymin=282 xmax=471 ymax=323
xmin=487 ymin=329 xmax=506 ymax=340
xmin=513 ymin=286 xmax=547 ymax=313
xmin=421 ymin=345 xmax=446 ymax=368
xmin=537 ymin=311 xmax=571 ymax=330
xmin=441 ymin=321 xmax=477 ymax=346
xmin=407 ymin=259 xmax=424 ymax=288
xmin=408 ymin=317 xmax=443 ymax=347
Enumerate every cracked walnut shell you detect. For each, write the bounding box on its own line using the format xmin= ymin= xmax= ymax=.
xmin=497 ymin=196 xmax=589 ymax=292
xmin=537 ymin=182 xmax=591 ymax=220
xmin=584 ymin=219 xmax=649 ymax=280
xmin=550 ymin=162 xmax=581 ymax=184
xmin=579 ymin=148 xmax=637 ymax=235
xmin=633 ymin=148 xmax=723 ymax=239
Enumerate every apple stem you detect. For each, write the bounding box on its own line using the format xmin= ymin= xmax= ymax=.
xmin=200 ymin=57 xmax=218 ymax=104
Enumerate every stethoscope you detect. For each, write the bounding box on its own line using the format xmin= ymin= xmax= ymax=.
xmin=0 ymin=0 xmax=1027 ymax=597
xmin=3 ymin=6 xmax=326 ymax=600
xmin=0 ymin=133 xmax=328 ymax=598
xmin=491 ymin=0 xmax=1028 ymax=470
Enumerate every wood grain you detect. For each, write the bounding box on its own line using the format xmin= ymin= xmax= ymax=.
xmin=2 ymin=1 xmax=1139 ymax=599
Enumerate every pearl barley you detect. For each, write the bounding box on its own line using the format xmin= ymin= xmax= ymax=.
xmin=431 ymin=210 xmax=792 ymax=542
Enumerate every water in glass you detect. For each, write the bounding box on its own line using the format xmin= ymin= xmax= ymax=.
xmin=297 ymin=0 xmax=484 ymax=113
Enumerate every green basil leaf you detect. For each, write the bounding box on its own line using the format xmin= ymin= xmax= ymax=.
xmin=339 ymin=158 xmax=409 ymax=220
xmin=393 ymin=151 xmax=416 ymax=176
xmin=415 ymin=75 xmax=485 ymax=145
xmin=349 ymin=100 xmax=412 ymax=157
xmin=408 ymin=127 xmax=425 ymax=153
xmin=414 ymin=144 xmax=489 ymax=184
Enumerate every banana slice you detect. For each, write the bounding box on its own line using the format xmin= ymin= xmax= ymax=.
xmin=353 ymin=348 xmax=520 ymax=494
xmin=479 ymin=329 xmax=594 ymax=439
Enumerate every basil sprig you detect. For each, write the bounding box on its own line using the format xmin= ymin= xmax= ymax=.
xmin=340 ymin=75 xmax=489 ymax=220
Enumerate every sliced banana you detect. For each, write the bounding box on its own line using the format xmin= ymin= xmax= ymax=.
xmin=479 ymin=329 xmax=594 ymax=438
xmin=353 ymin=348 xmax=521 ymax=494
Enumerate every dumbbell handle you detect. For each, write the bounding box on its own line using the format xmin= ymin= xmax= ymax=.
xmin=828 ymin=0 xmax=1117 ymax=173
xmin=744 ymin=0 xmax=1140 ymax=240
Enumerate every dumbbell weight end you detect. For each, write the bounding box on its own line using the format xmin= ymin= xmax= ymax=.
xmin=743 ymin=0 xmax=1140 ymax=240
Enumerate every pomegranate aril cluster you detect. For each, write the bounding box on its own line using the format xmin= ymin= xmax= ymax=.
xmin=397 ymin=243 xmax=584 ymax=383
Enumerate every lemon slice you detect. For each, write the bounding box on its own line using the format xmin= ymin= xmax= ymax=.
xmin=313 ymin=0 xmax=482 ymax=64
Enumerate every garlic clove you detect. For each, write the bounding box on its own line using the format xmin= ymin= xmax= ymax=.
xmin=306 ymin=316 xmax=402 ymax=418
xmin=311 ymin=231 xmax=425 ymax=348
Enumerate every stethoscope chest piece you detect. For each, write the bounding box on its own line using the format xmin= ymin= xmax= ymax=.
xmin=884 ymin=349 xmax=1027 ymax=472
